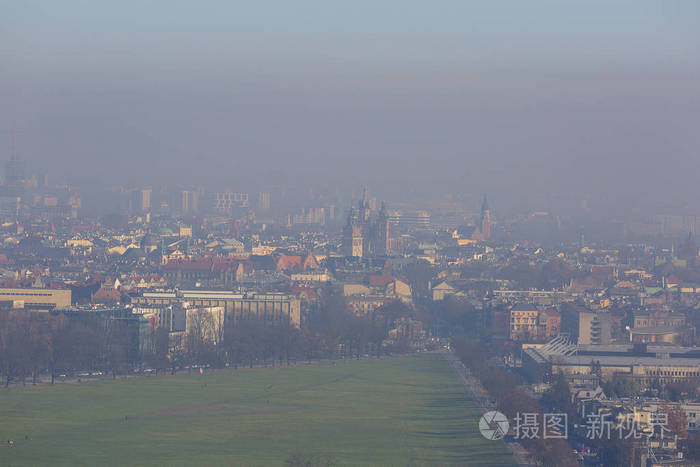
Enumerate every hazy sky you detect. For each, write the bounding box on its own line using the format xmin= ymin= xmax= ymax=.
xmin=2 ymin=1 xmax=699 ymax=210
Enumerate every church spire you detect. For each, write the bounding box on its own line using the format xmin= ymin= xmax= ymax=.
xmin=479 ymin=195 xmax=491 ymax=241
xmin=379 ymin=201 xmax=387 ymax=216
xmin=481 ymin=195 xmax=489 ymax=216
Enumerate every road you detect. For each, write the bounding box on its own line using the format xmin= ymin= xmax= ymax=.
xmin=443 ymin=352 xmax=539 ymax=467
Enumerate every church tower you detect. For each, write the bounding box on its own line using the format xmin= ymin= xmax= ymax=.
xmin=343 ymin=188 xmax=392 ymax=258
xmin=343 ymin=205 xmax=364 ymax=258
xmin=374 ymin=202 xmax=390 ymax=256
xmin=360 ymin=187 xmax=371 ymax=222
xmin=480 ymin=196 xmax=491 ymax=241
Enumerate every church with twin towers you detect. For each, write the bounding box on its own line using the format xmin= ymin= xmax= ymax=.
xmin=342 ymin=188 xmax=390 ymax=258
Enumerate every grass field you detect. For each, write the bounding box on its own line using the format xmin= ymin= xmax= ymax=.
xmin=0 ymin=354 xmax=513 ymax=466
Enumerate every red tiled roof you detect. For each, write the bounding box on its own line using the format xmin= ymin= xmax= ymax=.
xmin=163 ymin=256 xmax=254 ymax=273
xmin=369 ymin=275 xmax=395 ymax=288
xmin=544 ymin=309 xmax=560 ymax=318
xmin=276 ymin=254 xmax=302 ymax=271
xmin=212 ymin=258 xmax=249 ymax=272
xmin=666 ymin=274 xmax=682 ymax=285
xmin=303 ymin=253 xmax=319 ymax=270
xmin=291 ymin=285 xmax=318 ymax=299
xmin=569 ymin=275 xmax=605 ymax=292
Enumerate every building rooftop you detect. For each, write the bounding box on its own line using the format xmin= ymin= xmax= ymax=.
xmin=526 ymin=338 xmax=700 ymax=367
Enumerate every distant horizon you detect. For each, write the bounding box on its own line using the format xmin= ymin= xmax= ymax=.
xmin=8 ymin=156 xmax=700 ymax=220
xmin=2 ymin=1 xmax=699 ymax=214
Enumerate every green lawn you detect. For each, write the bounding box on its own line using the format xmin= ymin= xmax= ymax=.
xmin=0 ymin=354 xmax=513 ymax=466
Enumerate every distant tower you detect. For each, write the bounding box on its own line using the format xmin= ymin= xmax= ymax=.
xmin=140 ymin=189 xmax=152 ymax=213
xmin=181 ymin=190 xmax=199 ymax=214
xmin=480 ymin=196 xmax=491 ymax=241
xmin=343 ymin=204 xmax=364 ymax=258
xmin=343 ymin=188 xmax=390 ymax=258
xmin=679 ymin=231 xmax=698 ymax=265
xmin=258 ymin=191 xmax=271 ymax=212
xmin=360 ymin=187 xmax=371 ymax=222
xmin=374 ymin=202 xmax=390 ymax=256
xmin=190 ymin=191 xmax=199 ymax=212
xmin=5 ymin=129 xmax=25 ymax=190
xmin=160 ymin=237 xmax=167 ymax=265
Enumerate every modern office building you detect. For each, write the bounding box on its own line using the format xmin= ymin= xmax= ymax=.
xmin=258 ymin=191 xmax=271 ymax=211
xmin=181 ymin=190 xmax=199 ymax=214
xmin=578 ymin=311 xmax=613 ymax=345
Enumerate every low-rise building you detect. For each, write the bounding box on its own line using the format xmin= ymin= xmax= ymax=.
xmin=346 ymin=295 xmax=393 ymax=315
xmin=290 ymin=270 xmax=332 ymax=283
xmin=133 ymin=289 xmax=301 ymax=327
xmin=630 ymin=310 xmax=694 ymax=345
xmin=0 ymin=287 xmax=71 ymax=309
xmin=524 ymin=338 xmax=700 ymax=384
xmin=432 ymin=281 xmax=456 ymax=301
xmin=509 ymin=305 xmax=560 ymax=342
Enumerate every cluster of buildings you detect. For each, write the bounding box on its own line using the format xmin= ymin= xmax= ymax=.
xmin=0 ymin=153 xmax=452 ymax=357
xmin=7 ymin=148 xmax=700 ymax=462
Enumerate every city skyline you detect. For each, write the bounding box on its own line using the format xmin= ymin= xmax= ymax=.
xmin=2 ymin=4 xmax=700 ymax=465
xmin=2 ymin=2 xmax=699 ymax=211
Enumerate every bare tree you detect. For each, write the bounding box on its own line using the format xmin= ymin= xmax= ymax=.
xmin=185 ymin=308 xmax=218 ymax=366
xmin=144 ymin=327 xmax=170 ymax=374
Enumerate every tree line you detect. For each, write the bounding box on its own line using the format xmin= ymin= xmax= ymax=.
xmin=0 ymin=291 xmax=422 ymax=386
xmin=452 ymin=336 xmax=578 ymax=467
xmin=160 ymin=290 xmax=422 ymax=372
xmin=0 ymin=311 xmax=112 ymax=386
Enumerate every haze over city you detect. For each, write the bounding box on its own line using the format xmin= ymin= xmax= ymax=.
xmin=2 ymin=1 xmax=700 ymax=213
xmin=2 ymin=3 xmax=700 ymax=466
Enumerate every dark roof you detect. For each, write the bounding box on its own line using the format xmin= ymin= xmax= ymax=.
xmin=122 ymin=247 xmax=146 ymax=260
xmin=456 ymin=225 xmax=477 ymax=237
